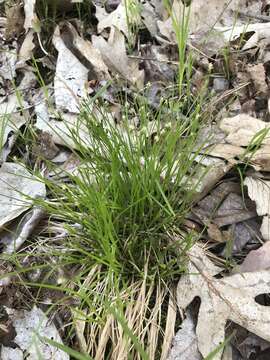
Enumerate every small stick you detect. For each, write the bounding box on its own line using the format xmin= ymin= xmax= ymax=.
xmin=237 ymin=11 xmax=270 ymax=23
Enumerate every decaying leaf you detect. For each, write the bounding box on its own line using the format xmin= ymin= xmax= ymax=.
xmin=244 ymin=176 xmax=270 ymax=241
xmin=1 ymin=306 xmax=69 ymax=359
xmin=205 ymin=114 xmax=270 ymax=172
xmin=0 ymin=163 xmax=46 ymax=229
xmin=220 ymin=114 xmax=270 ymax=147
xmin=53 ymin=25 xmax=88 ymax=113
xmin=92 ymin=27 xmax=144 ymax=87
xmin=167 ymin=311 xmax=202 ymax=360
xmin=177 ymin=243 xmax=270 ymax=359
xmin=1 ymin=347 xmax=23 ymax=360
xmin=18 ymin=29 xmax=35 ymax=64
xmin=1 ymin=207 xmax=44 ymax=254
xmin=247 ymin=64 xmax=268 ymax=96
xmin=24 ymin=0 xmax=37 ymax=31
xmin=0 ymin=112 xmax=27 ymax=160
xmin=238 ymin=241 xmax=270 ymax=273
xmin=65 ymin=22 xmax=110 ymax=81
xmin=5 ymin=3 xmax=24 ymax=40
xmin=193 ymin=181 xmax=256 ymax=227
xmin=0 ymin=48 xmax=17 ymax=81
xmin=96 ymin=1 xmax=129 ymax=38
xmin=157 ymin=0 xmax=265 ymax=53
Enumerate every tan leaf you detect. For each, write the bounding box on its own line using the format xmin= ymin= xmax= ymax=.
xmin=177 ymin=244 xmax=270 ymax=359
xmin=220 ymin=114 xmax=270 ymax=147
xmin=18 ymin=29 xmax=35 ymax=63
xmin=207 ymin=143 xmax=244 ymax=162
xmin=247 ymin=64 xmax=268 ymax=95
xmin=92 ymin=27 xmax=144 ymax=88
xmin=66 ymin=22 xmax=110 ymax=81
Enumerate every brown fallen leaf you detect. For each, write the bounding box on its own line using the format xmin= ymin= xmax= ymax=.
xmin=65 ymin=22 xmax=110 ymax=81
xmin=247 ymin=64 xmax=268 ymax=96
xmin=92 ymin=27 xmax=144 ymax=88
xmin=18 ymin=29 xmax=35 ymax=64
xmin=193 ymin=182 xmax=256 ymax=228
xmin=5 ymin=3 xmax=24 ymax=40
xmin=177 ymin=243 xmax=270 ymax=359
xmin=220 ymin=114 xmax=270 ymax=147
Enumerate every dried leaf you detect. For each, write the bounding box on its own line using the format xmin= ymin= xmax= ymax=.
xmin=1 ymin=347 xmax=23 ymax=360
xmin=35 ymin=98 xmax=94 ymax=149
xmin=157 ymin=0 xmax=265 ymax=53
xmin=0 ymin=163 xmax=46 ymax=229
xmin=96 ymin=2 xmax=129 ymax=38
xmin=23 ymin=0 xmax=37 ymax=31
xmin=66 ymin=22 xmax=110 ymax=80
xmin=220 ymin=114 xmax=270 ymax=147
xmin=1 ymin=207 xmax=44 ymax=254
xmin=5 ymin=4 xmax=24 ymax=40
xmin=247 ymin=64 xmax=268 ymax=96
xmin=53 ymin=25 xmax=88 ymax=113
xmin=18 ymin=29 xmax=35 ymax=64
xmin=244 ymin=177 xmax=270 ymax=216
xmin=244 ymin=176 xmax=270 ymax=241
xmin=0 ymin=112 xmax=27 ymax=160
xmin=167 ymin=311 xmax=202 ymax=360
xmin=0 ymin=48 xmax=17 ymax=81
xmin=2 ymin=306 xmax=69 ymax=359
xmin=0 ymin=94 xmax=28 ymax=115
xmin=238 ymin=241 xmax=270 ymax=273
xmin=221 ymin=22 xmax=270 ymax=50
xmin=177 ymin=244 xmax=270 ymax=359
xmin=92 ymin=27 xmax=144 ymax=87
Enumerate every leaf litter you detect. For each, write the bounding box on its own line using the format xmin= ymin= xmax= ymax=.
xmin=1 ymin=0 xmax=270 ymax=358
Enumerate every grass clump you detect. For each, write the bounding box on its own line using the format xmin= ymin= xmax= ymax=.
xmin=36 ymin=93 xmax=203 ymax=284
xmin=19 ymin=90 xmax=206 ymax=358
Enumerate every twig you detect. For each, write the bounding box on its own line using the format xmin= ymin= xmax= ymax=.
xmin=237 ymin=11 xmax=270 ymax=23
xmin=127 ymin=55 xmax=178 ymax=65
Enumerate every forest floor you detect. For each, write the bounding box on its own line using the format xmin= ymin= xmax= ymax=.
xmin=0 ymin=0 xmax=270 ymax=359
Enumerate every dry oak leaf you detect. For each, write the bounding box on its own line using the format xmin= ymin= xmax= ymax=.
xmin=0 ymin=163 xmax=46 ymax=229
xmin=92 ymin=27 xmax=144 ymax=88
xmin=220 ymin=114 xmax=270 ymax=147
xmin=177 ymin=244 xmax=270 ymax=360
xmin=53 ymin=25 xmax=89 ymax=113
xmin=244 ymin=176 xmax=270 ymax=241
